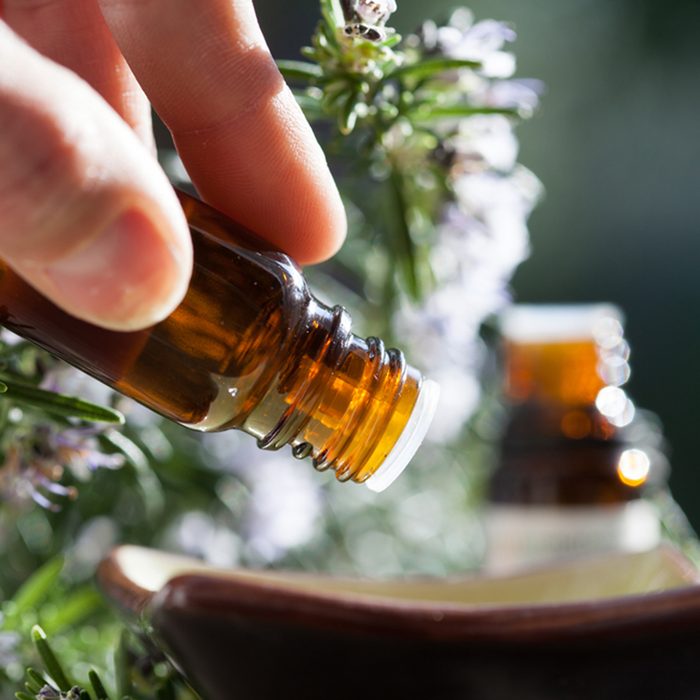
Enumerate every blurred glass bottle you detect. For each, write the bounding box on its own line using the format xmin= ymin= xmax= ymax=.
xmin=484 ymin=304 xmax=666 ymax=573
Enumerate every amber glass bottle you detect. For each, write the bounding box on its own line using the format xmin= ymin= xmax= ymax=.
xmin=484 ymin=304 xmax=663 ymax=572
xmin=0 ymin=190 xmax=438 ymax=492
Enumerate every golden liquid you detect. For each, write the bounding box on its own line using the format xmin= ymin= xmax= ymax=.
xmin=492 ymin=335 xmax=643 ymax=506
xmin=504 ymin=339 xmax=605 ymax=406
xmin=0 ymin=190 xmax=421 ymax=484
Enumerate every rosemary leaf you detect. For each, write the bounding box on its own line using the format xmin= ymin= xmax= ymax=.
xmin=89 ymin=669 xmax=109 ymax=700
xmin=413 ymin=105 xmax=521 ymax=121
xmin=114 ymin=630 xmax=131 ymax=699
xmin=339 ymin=100 xmax=359 ymax=135
xmin=388 ymin=170 xmax=421 ymax=300
xmin=32 ymin=626 xmax=71 ymax=692
xmin=26 ymin=669 xmax=47 ymax=694
xmin=276 ymin=59 xmax=323 ymax=82
xmin=0 ymin=378 xmax=124 ymax=424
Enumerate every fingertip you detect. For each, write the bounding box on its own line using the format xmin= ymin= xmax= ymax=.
xmin=292 ymin=178 xmax=348 ymax=265
xmin=37 ymin=205 xmax=193 ymax=332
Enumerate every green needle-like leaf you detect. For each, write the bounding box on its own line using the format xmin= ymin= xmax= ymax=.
xmin=388 ymin=57 xmax=482 ymax=83
xmin=0 ymin=376 xmax=124 ymax=424
xmin=115 ymin=630 xmax=131 ymax=699
xmin=15 ymin=692 xmax=34 ymax=700
xmin=339 ymin=88 xmax=360 ymax=135
xmin=322 ymin=0 xmax=345 ymax=31
xmin=10 ymin=556 xmax=64 ymax=615
xmin=413 ymin=105 xmax=521 ymax=121
xmin=0 ymin=380 xmax=7 ymax=393
xmin=32 ymin=625 xmax=71 ymax=691
xmin=388 ymin=170 xmax=421 ymax=301
xmin=25 ymin=669 xmax=47 ymax=695
xmin=276 ymin=59 xmax=323 ymax=82
xmin=89 ymin=669 xmax=110 ymax=700
xmin=24 ymin=680 xmax=42 ymax=696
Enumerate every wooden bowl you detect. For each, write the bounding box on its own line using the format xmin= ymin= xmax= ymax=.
xmin=98 ymin=545 xmax=700 ymax=700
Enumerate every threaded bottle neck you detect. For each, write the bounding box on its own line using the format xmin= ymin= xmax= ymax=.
xmin=241 ymin=298 xmax=435 ymax=489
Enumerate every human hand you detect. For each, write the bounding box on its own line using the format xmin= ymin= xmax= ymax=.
xmin=0 ymin=0 xmax=346 ymax=331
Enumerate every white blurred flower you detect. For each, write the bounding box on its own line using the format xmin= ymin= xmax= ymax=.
xmin=475 ymin=79 xmax=545 ymax=115
xmin=0 ymin=629 xmax=20 ymax=668
xmin=427 ymin=367 xmax=483 ymax=442
xmin=435 ymin=9 xmax=517 ymax=78
xmin=353 ymin=0 xmax=397 ymax=25
xmin=164 ymin=511 xmax=241 ymax=568
xmin=243 ymin=454 xmax=323 ymax=563
xmin=198 ymin=433 xmax=323 ymax=563
xmin=394 ymin=112 xmax=541 ymax=442
xmin=448 ymin=115 xmax=519 ymax=173
xmin=0 ymin=329 xmax=24 ymax=346
xmin=69 ymin=516 xmax=119 ymax=576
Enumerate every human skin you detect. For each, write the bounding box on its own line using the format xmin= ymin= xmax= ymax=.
xmin=0 ymin=0 xmax=346 ymax=331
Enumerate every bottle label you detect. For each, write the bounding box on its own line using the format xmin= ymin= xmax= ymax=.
xmin=484 ymin=500 xmax=661 ymax=574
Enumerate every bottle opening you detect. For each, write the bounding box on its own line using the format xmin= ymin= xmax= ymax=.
xmin=365 ymin=379 xmax=440 ymax=492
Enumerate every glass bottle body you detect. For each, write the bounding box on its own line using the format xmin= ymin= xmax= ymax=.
xmin=484 ymin=304 xmax=662 ymax=571
xmin=0 ymin=191 xmax=436 ymax=489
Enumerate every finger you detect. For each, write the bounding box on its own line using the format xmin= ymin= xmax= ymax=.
xmin=2 ymin=0 xmax=153 ymax=146
xmin=0 ymin=24 xmax=192 ymax=332
xmin=97 ymin=0 xmax=346 ymax=264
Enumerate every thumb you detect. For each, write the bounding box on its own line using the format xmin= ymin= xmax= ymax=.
xmin=0 ymin=23 xmax=192 ymax=332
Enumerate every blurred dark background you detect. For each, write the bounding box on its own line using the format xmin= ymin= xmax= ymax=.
xmin=254 ymin=1 xmax=700 ymax=525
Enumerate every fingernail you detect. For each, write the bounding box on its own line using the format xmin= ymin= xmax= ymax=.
xmin=45 ymin=209 xmax=190 ymax=331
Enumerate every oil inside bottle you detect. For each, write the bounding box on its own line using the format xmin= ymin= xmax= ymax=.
xmin=0 ymin=190 xmax=438 ymax=490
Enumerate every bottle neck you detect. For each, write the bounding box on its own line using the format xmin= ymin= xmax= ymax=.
xmin=239 ymin=297 xmax=427 ymax=488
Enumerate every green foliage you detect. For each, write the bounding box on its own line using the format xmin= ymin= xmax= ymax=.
xmin=278 ymin=1 xmax=532 ymax=306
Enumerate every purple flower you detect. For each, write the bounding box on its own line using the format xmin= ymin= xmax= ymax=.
xmin=37 ymin=687 xmax=83 ymax=699
xmin=0 ymin=423 xmax=125 ymax=511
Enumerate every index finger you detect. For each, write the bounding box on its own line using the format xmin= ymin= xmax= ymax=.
xmin=97 ymin=0 xmax=347 ymax=264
